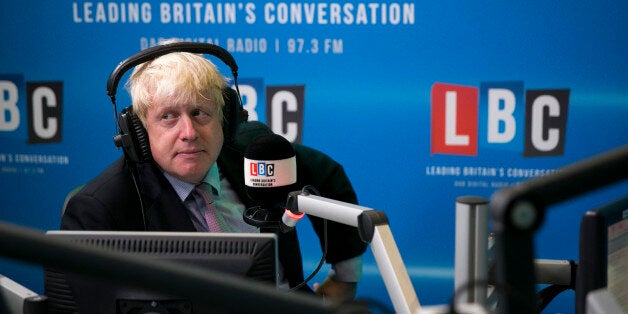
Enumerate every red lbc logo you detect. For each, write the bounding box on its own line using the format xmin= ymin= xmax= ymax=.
xmin=430 ymin=82 xmax=569 ymax=157
xmin=249 ymin=162 xmax=275 ymax=176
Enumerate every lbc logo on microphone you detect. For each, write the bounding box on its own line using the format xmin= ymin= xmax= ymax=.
xmin=249 ymin=162 xmax=275 ymax=176
xmin=430 ymin=81 xmax=569 ymax=157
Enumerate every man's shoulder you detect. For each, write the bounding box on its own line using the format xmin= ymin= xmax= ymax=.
xmin=293 ymin=143 xmax=341 ymax=170
xmin=79 ymin=157 xmax=134 ymax=197
xmin=233 ymin=121 xmax=274 ymax=148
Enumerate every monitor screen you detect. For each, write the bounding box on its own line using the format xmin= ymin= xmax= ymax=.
xmin=43 ymin=231 xmax=278 ymax=314
xmin=576 ymin=196 xmax=628 ymax=314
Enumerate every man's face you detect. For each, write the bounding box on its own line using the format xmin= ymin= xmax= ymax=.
xmin=144 ymin=95 xmax=223 ymax=183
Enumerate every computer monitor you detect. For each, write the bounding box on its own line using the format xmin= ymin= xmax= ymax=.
xmin=43 ymin=231 xmax=278 ymax=314
xmin=576 ymin=195 xmax=628 ymax=314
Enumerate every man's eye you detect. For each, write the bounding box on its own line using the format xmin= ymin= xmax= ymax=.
xmin=192 ymin=109 xmax=209 ymax=117
xmin=161 ymin=113 xmax=175 ymax=120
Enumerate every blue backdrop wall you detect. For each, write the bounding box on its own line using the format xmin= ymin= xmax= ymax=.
xmin=1 ymin=1 xmax=627 ymax=313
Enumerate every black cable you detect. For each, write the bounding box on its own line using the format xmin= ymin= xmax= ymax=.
xmin=291 ymin=219 xmax=328 ymax=292
xmin=537 ymin=284 xmax=571 ymax=312
xmin=125 ymin=160 xmax=148 ymax=231
xmin=290 ymin=185 xmax=328 ymax=292
xmin=129 ymin=170 xmax=147 ymax=231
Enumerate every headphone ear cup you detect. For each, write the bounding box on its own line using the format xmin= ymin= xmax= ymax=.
xmin=222 ymin=87 xmax=248 ymax=141
xmin=129 ymin=111 xmax=152 ymax=162
xmin=113 ymin=106 xmax=152 ymax=163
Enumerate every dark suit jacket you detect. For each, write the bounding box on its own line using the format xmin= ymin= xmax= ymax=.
xmin=62 ymin=121 xmax=367 ymax=289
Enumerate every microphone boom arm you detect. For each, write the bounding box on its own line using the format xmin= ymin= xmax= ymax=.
xmin=284 ymin=192 xmax=421 ymax=314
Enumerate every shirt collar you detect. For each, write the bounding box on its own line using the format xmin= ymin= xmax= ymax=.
xmin=162 ymin=163 xmax=221 ymax=201
xmin=204 ymin=162 xmax=222 ymax=195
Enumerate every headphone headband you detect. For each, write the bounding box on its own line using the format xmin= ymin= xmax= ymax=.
xmin=106 ymin=42 xmax=239 ymax=103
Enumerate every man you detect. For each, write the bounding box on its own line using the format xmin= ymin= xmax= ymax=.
xmin=62 ymin=46 xmax=367 ymax=303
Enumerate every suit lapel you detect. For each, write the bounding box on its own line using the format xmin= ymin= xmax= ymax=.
xmin=135 ymin=162 xmax=196 ymax=231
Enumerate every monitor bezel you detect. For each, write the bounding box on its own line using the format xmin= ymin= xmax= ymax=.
xmin=576 ymin=196 xmax=628 ymax=314
xmin=43 ymin=231 xmax=278 ymax=314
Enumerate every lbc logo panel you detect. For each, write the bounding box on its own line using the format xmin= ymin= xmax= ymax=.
xmin=1 ymin=74 xmax=63 ymax=144
xmin=236 ymin=78 xmax=305 ymax=144
xmin=431 ymin=82 xmax=569 ymax=157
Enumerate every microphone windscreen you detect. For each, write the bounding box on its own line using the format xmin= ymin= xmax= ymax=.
xmin=244 ymin=133 xmax=297 ymax=202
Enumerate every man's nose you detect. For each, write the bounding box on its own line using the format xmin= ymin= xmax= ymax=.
xmin=179 ymin=115 xmax=198 ymax=140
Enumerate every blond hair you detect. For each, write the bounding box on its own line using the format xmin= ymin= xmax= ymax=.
xmin=126 ymin=50 xmax=228 ymax=125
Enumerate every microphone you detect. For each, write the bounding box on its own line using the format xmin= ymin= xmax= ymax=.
xmin=243 ymin=133 xmax=298 ymax=229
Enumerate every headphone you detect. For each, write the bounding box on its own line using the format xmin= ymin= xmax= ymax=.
xmin=107 ymin=42 xmax=248 ymax=163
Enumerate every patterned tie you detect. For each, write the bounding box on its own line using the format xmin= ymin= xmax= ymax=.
xmin=194 ymin=182 xmax=222 ymax=232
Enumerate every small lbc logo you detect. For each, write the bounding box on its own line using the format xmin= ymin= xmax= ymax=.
xmin=249 ymin=162 xmax=275 ymax=176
